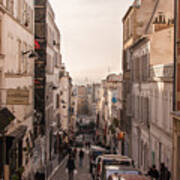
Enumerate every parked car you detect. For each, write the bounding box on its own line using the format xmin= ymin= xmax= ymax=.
xmin=74 ymin=135 xmax=84 ymax=147
xmin=89 ymin=145 xmax=109 ymax=178
xmin=95 ymin=154 xmax=133 ymax=179
xmin=99 ymin=165 xmax=141 ymax=180
xmin=114 ymin=174 xmax=150 ymax=180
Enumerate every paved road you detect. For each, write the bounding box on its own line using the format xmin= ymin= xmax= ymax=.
xmin=49 ymin=148 xmax=92 ymax=180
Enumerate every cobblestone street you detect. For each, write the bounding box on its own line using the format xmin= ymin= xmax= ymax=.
xmin=49 ymin=149 xmax=91 ymax=180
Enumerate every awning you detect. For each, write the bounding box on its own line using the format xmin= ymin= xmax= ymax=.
xmin=0 ymin=107 xmax=15 ymax=132
xmin=8 ymin=125 xmax=27 ymax=141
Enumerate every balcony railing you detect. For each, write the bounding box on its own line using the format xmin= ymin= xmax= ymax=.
xmin=150 ymin=63 xmax=173 ymax=79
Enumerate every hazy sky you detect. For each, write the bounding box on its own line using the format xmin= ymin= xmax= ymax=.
xmin=51 ymin=0 xmax=132 ymax=84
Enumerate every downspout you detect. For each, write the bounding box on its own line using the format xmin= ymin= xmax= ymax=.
xmin=173 ymin=0 xmax=177 ymax=111
xmin=145 ymin=0 xmax=160 ymax=34
xmin=172 ymin=1 xmax=177 ymax=180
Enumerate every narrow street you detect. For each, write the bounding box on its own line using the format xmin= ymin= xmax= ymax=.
xmin=49 ymin=148 xmax=91 ymax=180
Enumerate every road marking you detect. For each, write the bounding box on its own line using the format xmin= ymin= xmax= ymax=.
xmin=48 ymin=155 xmax=68 ymax=180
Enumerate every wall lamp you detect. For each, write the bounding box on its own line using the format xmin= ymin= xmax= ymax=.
xmin=22 ymin=50 xmax=39 ymax=58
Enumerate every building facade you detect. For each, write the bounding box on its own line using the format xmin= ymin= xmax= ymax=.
xmin=0 ymin=0 xmax=35 ymax=179
xmin=123 ymin=0 xmax=174 ymax=172
xmin=172 ymin=0 xmax=180 ymax=179
xmin=34 ymin=0 xmax=62 ymax=178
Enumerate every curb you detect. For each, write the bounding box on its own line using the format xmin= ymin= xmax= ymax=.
xmin=48 ymin=155 xmax=68 ymax=180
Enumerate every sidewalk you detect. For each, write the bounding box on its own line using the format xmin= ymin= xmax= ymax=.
xmin=49 ymin=148 xmax=91 ymax=180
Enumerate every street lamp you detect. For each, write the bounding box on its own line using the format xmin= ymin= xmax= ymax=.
xmin=0 ymin=129 xmax=8 ymax=179
xmin=22 ymin=50 xmax=39 ymax=58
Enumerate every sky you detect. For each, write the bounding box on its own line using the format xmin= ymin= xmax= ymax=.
xmin=50 ymin=0 xmax=132 ymax=84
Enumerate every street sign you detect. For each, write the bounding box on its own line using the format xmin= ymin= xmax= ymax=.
xmin=6 ymin=89 xmax=29 ymax=105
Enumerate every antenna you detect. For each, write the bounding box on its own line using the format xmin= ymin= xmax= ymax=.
xmin=108 ymin=66 xmax=111 ymax=74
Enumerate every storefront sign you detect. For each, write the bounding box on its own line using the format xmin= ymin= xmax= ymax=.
xmin=6 ymin=89 xmax=29 ymax=105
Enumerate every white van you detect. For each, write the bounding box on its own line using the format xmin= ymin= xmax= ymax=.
xmin=95 ymin=154 xmax=134 ymax=180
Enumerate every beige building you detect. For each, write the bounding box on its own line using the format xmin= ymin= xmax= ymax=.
xmin=122 ymin=0 xmax=174 ymax=159
xmin=70 ymin=86 xmax=78 ymax=133
xmin=59 ymin=65 xmax=72 ymax=131
xmin=172 ymin=0 xmax=180 ymax=179
xmin=77 ymin=85 xmax=88 ymax=115
xmin=0 ymin=0 xmax=35 ymax=179
xmin=96 ymin=74 xmax=123 ymax=150
xmin=123 ymin=0 xmax=174 ymax=172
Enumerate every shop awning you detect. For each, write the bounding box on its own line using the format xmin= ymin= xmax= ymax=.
xmin=8 ymin=125 xmax=27 ymax=141
xmin=0 ymin=107 xmax=15 ymax=132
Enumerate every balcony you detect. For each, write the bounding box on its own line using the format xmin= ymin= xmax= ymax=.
xmin=150 ymin=63 xmax=173 ymax=80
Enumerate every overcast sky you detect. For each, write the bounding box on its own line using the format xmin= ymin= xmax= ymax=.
xmin=51 ymin=0 xmax=132 ymax=84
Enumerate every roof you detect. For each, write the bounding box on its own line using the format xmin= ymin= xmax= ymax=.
xmin=122 ymin=6 xmax=133 ymax=22
xmin=100 ymin=154 xmax=131 ymax=160
xmin=0 ymin=107 xmax=15 ymax=132
xmin=130 ymin=36 xmax=149 ymax=50
xmin=105 ymin=166 xmax=140 ymax=172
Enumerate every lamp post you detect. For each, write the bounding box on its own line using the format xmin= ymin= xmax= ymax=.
xmin=1 ymin=129 xmax=8 ymax=180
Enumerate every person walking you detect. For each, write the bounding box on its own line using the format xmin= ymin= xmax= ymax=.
xmin=79 ymin=148 xmax=84 ymax=167
xmin=166 ymin=168 xmax=171 ymax=180
xmin=66 ymin=155 xmax=76 ymax=180
xmin=160 ymin=163 xmax=170 ymax=180
xmin=147 ymin=165 xmax=159 ymax=180
xmin=72 ymin=147 xmax=77 ymax=160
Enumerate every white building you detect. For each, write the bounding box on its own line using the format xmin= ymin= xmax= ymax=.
xmin=0 ymin=0 xmax=35 ymax=178
xmin=131 ymin=36 xmax=173 ymax=172
xmin=59 ymin=65 xmax=72 ymax=131
xmin=96 ymin=74 xmax=123 ymax=150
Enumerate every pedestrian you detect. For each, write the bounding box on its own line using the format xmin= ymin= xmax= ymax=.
xmin=68 ymin=146 xmax=72 ymax=155
xmin=160 ymin=163 xmax=169 ymax=180
xmin=166 ymin=167 xmax=171 ymax=180
xmin=72 ymin=148 xmax=77 ymax=159
xmin=88 ymin=141 xmax=91 ymax=149
xmin=147 ymin=165 xmax=159 ymax=180
xmin=79 ymin=148 xmax=84 ymax=167
xmin=66 ymin=154 xmax=76 ymax=180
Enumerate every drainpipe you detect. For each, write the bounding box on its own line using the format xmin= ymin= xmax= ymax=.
xmin=173 ymin=0 xmax=177 ymax=111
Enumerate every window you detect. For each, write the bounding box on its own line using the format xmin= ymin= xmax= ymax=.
xmin=56 ymin=94 xmax=59 ymax=108
xmin=142 ymin=55 xmax=149 ymax=81
xmin=6 ymin=0 xmax=14 ymax=15
xmin=17 ymin=0 xmax=22 ymax=21
xmin=22 ymin=42 xmax=27 ymax=73
xmin=17 ymin=39 xmax=22 ymax=73
xmin=0 ymin=19 xmax=2 ymax=52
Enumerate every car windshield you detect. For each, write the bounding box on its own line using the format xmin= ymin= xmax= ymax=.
xmin=104 ymin=159 xmax=131 ymax=166
xmin=92 ymin=151 xmax=103 ymax=160
xmin=106 ymin=169 xmax=140 ymax=179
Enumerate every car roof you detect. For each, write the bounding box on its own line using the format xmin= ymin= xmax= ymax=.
xmin=98 ymin=154 xmax=132 ymax=160
xmin=105 ymin=165 xmax=140 ymax=171
xmin=119 ymin=174 xmax=150 ymax=180
xmin=90 ymin=145 xmax=107 ymax=152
